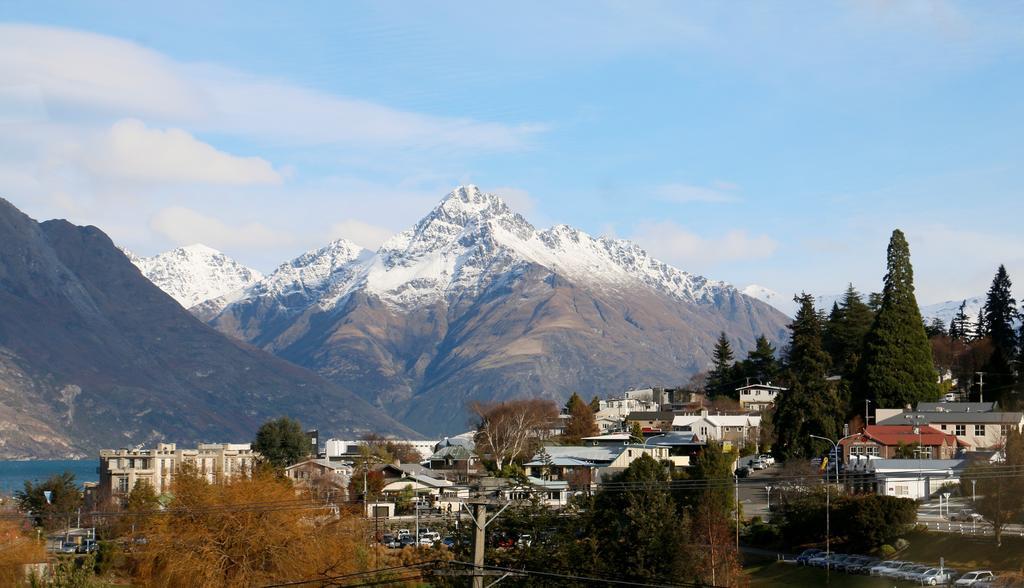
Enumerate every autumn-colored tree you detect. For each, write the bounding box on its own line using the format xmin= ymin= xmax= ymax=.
xmin=131 ymin=467 xmax=392 ymax=587
xmin=563 ymin=392 xmax=599 ymax=443
xmin=690 ymin=501 xmax=745 ymax=587
xmin=361 ymin=434 xmax=423 ymax=464
xmin=0 ymin=518 xmax=44 ymax=586
xmin=470 ymin=398 xmax=559 ymax=470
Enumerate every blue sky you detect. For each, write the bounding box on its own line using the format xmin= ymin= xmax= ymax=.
xmin=1 ymin=1 xmax=1022 ymax=305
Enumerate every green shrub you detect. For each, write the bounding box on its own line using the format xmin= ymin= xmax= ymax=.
xmin=879 ymin=544 xmax=896 ymax=557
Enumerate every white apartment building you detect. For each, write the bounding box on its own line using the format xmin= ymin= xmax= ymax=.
xmin=736 ymin=383 xmax=786 ymax=412
xmin=324 ymin=439 xmax=439 ymax=461
xmin=876 ymin=402 xmax=1024 ymax=451
xmin=98 ymin=442 xmax=256 ymax=505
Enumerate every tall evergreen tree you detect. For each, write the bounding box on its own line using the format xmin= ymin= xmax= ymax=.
xmin=563 ymin=392 xmax=599 ymax=443
xmin=744 ymin=335 xmax=780 ymax=383
xmin=982 ymin=265 xmax=1019 ymax=357
xmin=822 ymin=284 xmax=875 ymax=379
xmin=706 ymin=332 xmax=736 ymax=398
xmin=978 ymin=266 xmax=1020 ymax=406
xmin=855 ymin=230 xmax=939 ymax=409
xmin=949 ymin=300 xmax=970 ymax=341
xmin=773 ymin=294 xmax=842 ymax=461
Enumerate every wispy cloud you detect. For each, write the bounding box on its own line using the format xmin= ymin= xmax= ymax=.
xmin=654 ymin=182 xmax=740 ymax=204
xmin=629 ymin=220 xmax=777 ymax=271
xmin=150 ymin=207 xmax=296 ymax=251
xmin=85 ymin=119 xmax=281 ymax=185
xmin=0 ymin=24 xmax=543 ymax=152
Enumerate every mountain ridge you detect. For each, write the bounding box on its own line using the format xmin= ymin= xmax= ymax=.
xmin=206 ymin=186 xmax=792 ymax=435
xmin=0 ymin=198 xmax=416 ymax=459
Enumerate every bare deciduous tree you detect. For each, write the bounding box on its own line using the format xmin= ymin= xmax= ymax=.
xmin=469 ymin=398 xmax=559 ymax=471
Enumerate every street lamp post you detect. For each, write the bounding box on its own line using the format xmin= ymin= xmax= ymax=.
xmin=765 ymin=485 xmax=773 ymax=513
xmin=810 ymin=434 xmax=860 ymax=485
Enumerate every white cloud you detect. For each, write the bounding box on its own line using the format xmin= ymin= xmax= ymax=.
xmin=0 ymin=24 xmax=205 ymax=121
xmin=654 ymin=182 xmax=739 ymax=204
xmin=150 ymin=207 xmax=295 ymax=250
xmin=0 ymin=24 xmax=541 ymax=152
xmin=328 ymin=219 xmax=394 ymax=251
xmin=629 ymin=221 xmax=778 ymax=270
xmin=84 ymin=119 xmax=281 ymax=185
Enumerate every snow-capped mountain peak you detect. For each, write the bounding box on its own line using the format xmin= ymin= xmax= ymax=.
xmin=127 ymin=244 xmax=263 ymax=308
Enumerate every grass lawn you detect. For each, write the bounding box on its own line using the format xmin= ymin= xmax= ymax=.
xmin=746 ymin=561 xmax=893 ymax=587
xmin=746 ymin=531 xmax=1024 ymax=586
xmin=897 ymin=531 xmax=1024 ymax=572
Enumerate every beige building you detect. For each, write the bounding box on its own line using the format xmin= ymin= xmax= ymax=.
xmin=736 ymin=383 xmax=785 ymax=412
xmin=98 ymin=443 xmax=256 ymax=505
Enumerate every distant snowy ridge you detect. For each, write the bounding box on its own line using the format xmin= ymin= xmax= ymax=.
xmin=125 ymin=244 xmax=263 ymax=308
xmin=234 ymin=185 xmax=736 ymax=314
xmin=745 ymin=283 xmax=986 ymax=326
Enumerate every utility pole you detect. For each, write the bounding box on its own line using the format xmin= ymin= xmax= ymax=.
xmin=734 ymin=474 xmax=739 ymax=555
xmin=864 ymin=398 xmax=872 ymax=426
xmin=472 ymin=502 xmax=487 ymax=588
xmin=462 ymin=497 xmax=513 ymax=588
xmin=976 ymin=372 xmax=986 ymax=402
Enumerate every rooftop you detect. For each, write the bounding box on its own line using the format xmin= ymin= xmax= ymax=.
xmin=841 ymin=425 xmax=965 ymax=447
xmin=877 ymin=411 xmax=1023 ymax=425
xmin=916 ymin=401 xmax=997 ymax=413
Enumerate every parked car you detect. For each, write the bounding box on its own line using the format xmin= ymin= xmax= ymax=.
xmin=419 ymin=531 xmax=441 ymax=545
xmin=950 ymin=509 xmax=984 ymax=522
xmin=381 ymin=534 xmax=398 ymax=548
xmin=897 ymin=565 xmax=931 ymax=582
xmin=943 ymin=392 xmax=958 ymax=402
xmin=955 ymin=571 xmax=995 ymax=586
xmin=735 ymin=466 xmax=750 ymax=478
xmin=848 ymin=557 xmax=881 ymax=574
xmin=761 ymin=454 xmax=776 ymax=465
xmin=919 ymin=567 xmax=957 ymax=586
xmin=870 ymin=560 xmax=905 ymax=576
xmin=399 ymin=535 xmax=416 ymax=548
xmin=751 ymin=459 xmax=768 ymax=471
xmin=396 ymin=529 xmax=411 ymax=538
xmin=795 ymin=548 xmax=822 ymax=565
xmin=441 ymin=536 xmax=455 ymax=548
xmin=880 ymin=562 xmax=916 ymax=578
xmin=836 ymin=555 xmax=868 ymax=572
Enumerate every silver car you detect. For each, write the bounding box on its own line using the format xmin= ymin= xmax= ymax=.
xmin=955 ymin=571 xmax=995 ymax=586
xmin=919 ymin=568 xmax=957 ymax=586
xmin=870 ymin=561 xmax=905 ymax=576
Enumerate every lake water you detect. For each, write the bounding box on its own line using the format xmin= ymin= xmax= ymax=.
xmin=0 ymin=460 xmax=99 ymax=495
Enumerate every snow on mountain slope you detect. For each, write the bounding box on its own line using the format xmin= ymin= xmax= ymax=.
xmin=747 ymin=281 xmax=987 ymax=327
xmin=282 ymin=185 xmax=735 ymax=310
xmin=127 ymin=244 xmax=263 ymax=308
xmin=742 ymin=285 xmax=798 ymax=317
xmin=920 ymin=295 xmax=984 ymax=327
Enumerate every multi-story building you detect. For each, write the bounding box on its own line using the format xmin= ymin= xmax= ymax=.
xmin=671 ymin=409 xmax=761 ymax=449
xmin=876 ymin=402 xmax=1024 ymax=451
xmin=98 ymin=443 xmax=256 ymax=505
xmin=839 ymin=425 xmax=965 ymax=462
xmin=736 ymin=383 xmax=786 ymax=412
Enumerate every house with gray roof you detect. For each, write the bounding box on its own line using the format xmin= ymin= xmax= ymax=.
xmin=876 ymin=403 xmax=1023 ymax=451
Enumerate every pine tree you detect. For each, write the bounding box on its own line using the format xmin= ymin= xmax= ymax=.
xmin=982 ymin=265 xmax=1019 ymax=359
xmin=773 ymin=294 xmax=842 ymax=461
xmin=979 ymin=266 xmax=1020 ymax=406
xmin=706 ymin=332 xmax=736 ymax=398
xmin=855 ymin=230 xmax=939 ymax=409
xmin=589 ymin=395 xmax=602 ymax=413
xmin=563 ymin=392 xmax=599 ymax=443
xmin=949 ymin=301 xmax=970 ymax=341
xmin=745 ymin=335 xmax=780 ymax=383
xmin=822 ymin=284 xmax=875 ymax=379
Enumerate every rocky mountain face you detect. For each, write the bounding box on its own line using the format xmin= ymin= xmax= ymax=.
xmin=0 ymin=198 xmax=415 ymax=459
xmin=125 ymin=244 xmax=263 ymax=310
xmin=209 ymin=186 xmax=791 ymax=435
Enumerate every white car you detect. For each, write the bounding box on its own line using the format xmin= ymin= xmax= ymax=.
xmin=751 ymin=459 xmax=767 ymax=471
xmin=870 ymin=561 xmax=905 ymax=576
xmin=881 ymin=562 xmax=917 ymax=579
xmin=758 ymin=454 xmax=775 ymax=466
xmin=920 ymin=568 xmax=957 ymax=586
xmin=955 ymin=571 xmax=995 ymax=586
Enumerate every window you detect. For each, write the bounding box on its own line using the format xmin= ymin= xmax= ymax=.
xmin=975 ymin=424 xmax=985 ymax=436
xmin=955 ymin=425 xmax=966 ymax=436
xmin=118 ymin=477 xmax=129 ymax=493
xmin=865 ymin=446 xmax=880 ymax=457
xmin=940 ymin=424 xmax=947 ymax=430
